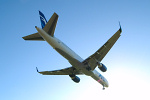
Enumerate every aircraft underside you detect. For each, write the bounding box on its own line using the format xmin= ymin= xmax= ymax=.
xmin=23 ymin=11 xmax=122 ymax=90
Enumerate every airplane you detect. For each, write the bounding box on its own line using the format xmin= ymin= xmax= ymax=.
xmin=22 ymin=11 xmax=122 ymax=90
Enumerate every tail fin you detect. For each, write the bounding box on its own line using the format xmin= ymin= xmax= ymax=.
xmin=39 ymin=11 xmax=59 ymax=37
xmin=39 ymin=11 xmax=47 ymax=29
xmin=22 ymin=11 xmax=58 ymax=40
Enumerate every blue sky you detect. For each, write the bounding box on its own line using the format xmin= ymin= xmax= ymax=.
xmin=1 ymin=0 xmax=150 ymax=100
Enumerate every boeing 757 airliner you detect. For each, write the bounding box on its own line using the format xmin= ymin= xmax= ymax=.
xmin=23 ymin=11 xmax=122 ymax=90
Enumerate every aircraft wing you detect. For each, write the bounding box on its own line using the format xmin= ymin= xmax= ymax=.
xmin=83 ymin=27 xmax=122 ymax=70
xmin=36 ymin=67 xmax=83 ymax=75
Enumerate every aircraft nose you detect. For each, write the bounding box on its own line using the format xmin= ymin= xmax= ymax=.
xmin=106 ymin=82 xmax=109 ymax=87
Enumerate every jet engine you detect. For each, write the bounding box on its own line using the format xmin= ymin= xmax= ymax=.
xmin=97 ymin=63 xmax=107 ymax=72
xmin=69 ymin=74 xmax=80 ymax=83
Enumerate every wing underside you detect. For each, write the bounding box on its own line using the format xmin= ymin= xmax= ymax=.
xmin=36 ymin=67 xmax=83 ymax=75
xmin=83 ymin=27 xmax=122 ymax=70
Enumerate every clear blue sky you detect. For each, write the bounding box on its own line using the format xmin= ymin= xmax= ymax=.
xmin=1 ymin=0 xmax=150 ymax=100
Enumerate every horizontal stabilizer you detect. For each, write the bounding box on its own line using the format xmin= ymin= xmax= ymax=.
xmin=43 ymin=12 xmax=58 ymax=37
xmin=22 ymin=32 xmax=44 ymax=41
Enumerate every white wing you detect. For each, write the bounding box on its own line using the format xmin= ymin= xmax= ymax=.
xmin=36 ymin=67 xmax=83 ymax=75
xmin=83 ymin=27 xmax=122 ymax=70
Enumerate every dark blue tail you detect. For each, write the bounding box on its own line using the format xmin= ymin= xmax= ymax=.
xmin=39 ymin=11 xmax=47 ymax=29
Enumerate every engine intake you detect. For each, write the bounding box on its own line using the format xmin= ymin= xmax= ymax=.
xmin=98 ymin=63 xmax=107 ymax=72
xmin=69 ymin=74 xmax=80 ymax=83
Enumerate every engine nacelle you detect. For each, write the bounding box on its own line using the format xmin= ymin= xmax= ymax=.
xmin=98 ymin=63 xmax=107 ymax=72
xmin=69 ymin=75 xmax=80 ymax=83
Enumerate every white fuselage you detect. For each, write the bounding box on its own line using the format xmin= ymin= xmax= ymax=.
xmin=36 ymin=27 xmax=109 ymax=88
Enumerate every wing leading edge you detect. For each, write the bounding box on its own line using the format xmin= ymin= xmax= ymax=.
xmin=83 ymin=27 xmax=122 ymax=70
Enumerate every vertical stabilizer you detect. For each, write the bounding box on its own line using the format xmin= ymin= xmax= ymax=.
xmin=39 ymin=11 xmax=47 ymax=29
xmin=22 ymin=11 xmax=58 ymax=40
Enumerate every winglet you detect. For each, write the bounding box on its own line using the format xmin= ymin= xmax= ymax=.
xmin=119 ymin=21 xmax=122 ymax=32
xmin=36 ymin=67 xmax=39 ymax=72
